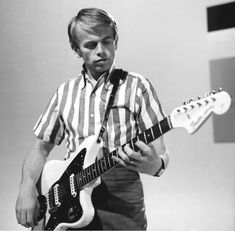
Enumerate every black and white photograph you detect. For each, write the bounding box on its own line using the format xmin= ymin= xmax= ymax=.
xmin=0 ymin=0 xmax=235 ymax=230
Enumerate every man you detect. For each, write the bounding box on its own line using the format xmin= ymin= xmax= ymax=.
xmin=16 ymin=8 xmax=169 ymax=230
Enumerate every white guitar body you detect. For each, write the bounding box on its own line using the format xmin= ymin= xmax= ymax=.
xmin=37 ymin=135 xmax=102 ymax=230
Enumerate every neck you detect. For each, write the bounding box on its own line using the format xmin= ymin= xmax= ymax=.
xmin=88 ymin=69 xmax=105 ymax=81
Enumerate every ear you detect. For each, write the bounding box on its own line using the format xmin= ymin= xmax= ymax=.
xmin=76 ymin=48 xmax=82 ymax=58
xmin=114 ymin=37 xmax=118 ymax=50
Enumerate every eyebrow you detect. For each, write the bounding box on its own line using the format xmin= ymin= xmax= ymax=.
xmin=85 ymin=35 xmax=113 ymax=43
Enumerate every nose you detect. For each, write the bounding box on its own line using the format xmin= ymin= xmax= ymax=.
xmin=96 ymin=42 xmax=105 ymax=56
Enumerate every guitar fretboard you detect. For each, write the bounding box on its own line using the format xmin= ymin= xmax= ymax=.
xmin=75 ymin=117 xmax=172 ymax=188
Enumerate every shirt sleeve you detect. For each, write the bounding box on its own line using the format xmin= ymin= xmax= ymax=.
xmin=136 ymin=78 xmax=166 ymax=131
xmin=33 ymin=88 xmax=65 ymax=145
xmin=136 ymin=77 xmax=169 ymax=170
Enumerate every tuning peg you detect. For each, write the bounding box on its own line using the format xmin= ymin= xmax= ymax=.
xmin=210 ymin=90 xmax=216 ymax=95
xmin=183 ymin=106 xmax=188 ymax=111
xmin=189 ymin=98 xmax=194 ymax=103
xmin=197 ymin=96 xmax=201 ymax=100
xmin=183 ymin=101 xmax=187 ymax=105
xmin=204 ymin=92 xmax=209 ymax=98
xmin=219 ymin=87 xmax=223 ymax=92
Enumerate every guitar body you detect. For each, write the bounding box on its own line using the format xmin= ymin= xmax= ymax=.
xmin=36 ymin=135 xmax=102 ymax=230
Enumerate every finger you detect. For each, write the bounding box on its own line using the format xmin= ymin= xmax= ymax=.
xmin=26 ymin=210 xmax=36 ymax=228
xmin=112 ymin=155 xmax=128 ymax=167
xmin=16 ymin=209 xmax=21 ymax=224
xmin=123 ymin=144 xmax=141 ymax=160
xmin=33 ymin=209 xmax=39 ymax=226
xmin=33 ymin=200 xmax=40 ymax=226
xmin=117 ymin=147 xmax=132 ymax=163
xmin=19 ymin=211 xmax=29 ymax=228
xmin=135 ymin=141 xmax=151 ymax=155
xmin=112 ymin=156 xmax=137 ymax=171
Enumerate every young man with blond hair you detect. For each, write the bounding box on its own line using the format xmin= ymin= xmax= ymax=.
xmin=16 ymin=8 xmax=169 ymax=230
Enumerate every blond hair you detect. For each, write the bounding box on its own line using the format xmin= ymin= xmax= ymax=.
xmin=68 ymin=8 xmax=118 ymax=54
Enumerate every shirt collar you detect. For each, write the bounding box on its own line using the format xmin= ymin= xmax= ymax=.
xmin=81 ymin=62 xmax=116 ymax=89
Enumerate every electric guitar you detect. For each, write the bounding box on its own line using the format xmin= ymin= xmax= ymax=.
xmin=35 ymin=90 xmax=231 ymax=230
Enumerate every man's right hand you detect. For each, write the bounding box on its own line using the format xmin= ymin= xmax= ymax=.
xmin=15 ymin=184 xmax=39 ymax=228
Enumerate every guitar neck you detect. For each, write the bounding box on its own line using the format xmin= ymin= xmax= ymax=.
xmin=76 ymin=116 xmax=172 ymax=188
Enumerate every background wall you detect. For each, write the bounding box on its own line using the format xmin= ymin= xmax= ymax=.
xmin=0 ymin=0 xmax=234 ymax=230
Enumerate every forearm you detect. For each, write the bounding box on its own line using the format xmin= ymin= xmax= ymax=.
xmin=20 ymin=139 xmax=51 ymax=187
xmin=21 ymin=151 xmax=45 ymax=189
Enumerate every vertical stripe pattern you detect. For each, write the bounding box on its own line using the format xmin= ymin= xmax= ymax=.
xmin=33 ymin=69 xmax=165 ymax=159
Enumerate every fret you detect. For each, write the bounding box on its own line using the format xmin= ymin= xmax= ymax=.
xmin=86 ymin=167 xmax=92 ymax=181
xmin=84 ymin=170 xmax=89 ymax=184
xmin=150 ymin=127 xmax=155 ymax=140
xmin=95 ymin=160 xmax=100 ymax=176
xmin=131 ymin=137 xmax=138 ymax=152
xmin=152 ymin=123 xmax=161 ymax=139
xmin=110 ymin=150 xmax=118 ymax=166
xmin=139 ymin=133 xmax=145 ymax=143
xmin=97 ymin=159 xmax=103 ymax=175
xmin=160 ymin=117 xmax=171 ymax=134
xmin=158 ymin=123 xmax=163 ymax=135
xmin=143 ymin=131 xmax=147 ymax=143
xmin=109 ymin=153 xmax=115 ymax=168
xmin=81 ymin=172 xmax=87 ymax=186
xmin=112 ymin=151 xmax=117 ymax=166
xmin=97 ymin=160 xmax=102 ymax=175
xmin=89 ymin=165 xmax=93 ymax=179
xmin=105 ymin=154 xmax=111 ymax=169
xmin=100 ymin=158 xmax=107 ymax=172
xmin=89 ymin=166 xmax=94 ymax=180
xmin=106 ymin=155 xmax=110 ymax=169
xmin=91 ymin=163 xmax=98 ymax=179
xmin=144 ymin=128 xmax=154 ymax=143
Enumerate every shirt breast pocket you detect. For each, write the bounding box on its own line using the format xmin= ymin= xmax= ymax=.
xmin=109 ymin=104 xmax=137 ymax=142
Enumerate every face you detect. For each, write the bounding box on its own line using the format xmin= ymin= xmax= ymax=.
xmin=76 ymin=24 xmax=118 ymax=80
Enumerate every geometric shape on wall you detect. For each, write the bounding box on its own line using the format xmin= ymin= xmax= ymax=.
xmin=207 ymin=2 xmax=235 ymax=32
xmin=210 ymin=57 xmax=235 ymax=142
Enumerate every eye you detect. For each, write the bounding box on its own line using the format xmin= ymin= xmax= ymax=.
xmin=84 ymin=42 xmax=97 ymax=50
xmin=102 ymin=38 xmax=113 ymax=45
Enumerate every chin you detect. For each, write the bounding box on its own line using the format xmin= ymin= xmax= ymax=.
xmin=96 ymin=65 xmax=110 ymax=73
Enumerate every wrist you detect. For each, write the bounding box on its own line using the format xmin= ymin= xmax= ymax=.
xmin=153 ymin=157 xmax=165 ymax=177
xmin=19 ymin=179 xmax=37 ymax=191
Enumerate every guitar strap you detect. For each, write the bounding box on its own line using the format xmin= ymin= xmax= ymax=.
xmin=97 ymin=68 xmax=128 ymax=143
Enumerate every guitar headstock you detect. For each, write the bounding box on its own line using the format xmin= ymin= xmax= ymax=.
xmin=170 ymin=90 xmax=232 ymax=134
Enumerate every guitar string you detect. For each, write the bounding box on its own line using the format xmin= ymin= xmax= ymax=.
xmin=41 ymin=118 xmax=171 ymax=209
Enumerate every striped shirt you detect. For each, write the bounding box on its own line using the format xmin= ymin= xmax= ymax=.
xmin=34 ymin=67 xmax=167 ymax=162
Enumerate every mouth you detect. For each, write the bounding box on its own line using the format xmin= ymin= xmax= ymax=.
xmin=95 ymin=58 xmax=108 ymax=64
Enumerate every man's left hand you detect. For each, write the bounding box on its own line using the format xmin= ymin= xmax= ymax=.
xmin=112 ymin=141 xmax=163 ymax=175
